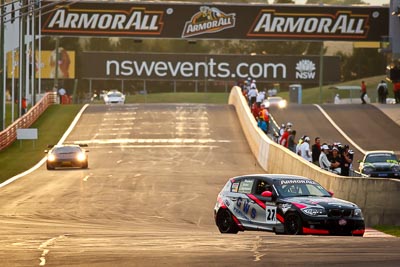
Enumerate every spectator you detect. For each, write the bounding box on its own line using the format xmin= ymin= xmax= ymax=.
xmin=311 ymin=137 xmax=321 ymax=165
xmin=334 ymin=94 xmax=341 ymax=104
xmin=300 ymin=136 xmax=312 ymax=162
xmin=277 ymin=124 xmax=285 ymax=143
xmin=251 ymin=102 xmax=260 ymax=120
xmin=394 ymin=81 xmax=400 ymax=104
xmin=360 ymin=80 xmax=367 ymax=104
xmin=247 ymin=86 xmax=258 ymax=107
xmin=58 ymin=87 xmax=66 ymax=104
xmin=330 ymin=147 xmax=342 ymax=174
xmin=21 ymin=97 xmax=27 ymax=115
xmin=319 ymin=144 xmax=332 ymax=171
xmin=250 ymin=79 xmax=257 ymax=90
xmin=376 ymin=80 xmax=388 ymax=104
xmin=256 ymin=91 xmax=265 ymax=107
xmin=259 ymin=104 xmax=270 ymax=133
xmin=257 ymin=117 xmax=268 ymax=135
xmin=288 ymin=130 xmax=297 ymax=153
xmin=296 ymin=135 xmax=304 ymax=155
xmin=279 ymin=123 xmax=292 ymax=148
xmin=340 ymin=144 xmax=353 ymax=176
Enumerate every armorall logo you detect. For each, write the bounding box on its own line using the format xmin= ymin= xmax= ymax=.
xmin=182 ymin=6 xmax=236 ymax=38
xmin=42 ymin=7 xmax=164 ymax=36
xmin=248 ymin=9 xmax=369 ymax=39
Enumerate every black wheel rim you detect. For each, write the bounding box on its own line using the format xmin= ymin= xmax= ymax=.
xmin=218 ymin=210 xmax=233 ymax=233
xmin=286 ymin=214 xmax=301 ymax=235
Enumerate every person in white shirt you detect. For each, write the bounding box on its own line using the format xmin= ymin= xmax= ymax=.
xmin=300 ymin=136 xmax=312 ymax=162
xmin=319 ymin=144 xmax=332 ymax=171
xmin=256 ymin=91 xmax=265 ymax=107
xmin=247 ymin=87 xmax=258 ymax=107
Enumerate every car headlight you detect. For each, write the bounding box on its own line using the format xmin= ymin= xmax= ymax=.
xmin=362 ymin=166 xmax=374 ymax=175
xmin=76 ymin=153 xmax=87 ymax=162
xmin=302 ymin=208 xmax=327 ymax=216
xmin=392 ymin=165 xmax=400 ymax=172
xmin=353 ymin=208 xmax=363 ymax=217
xmin=48 ymin=154 xmax=56 ymax=162
xmin=279 ymin=100 xmax=287 ymax=108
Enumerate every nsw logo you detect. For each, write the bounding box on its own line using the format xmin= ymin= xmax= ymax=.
xmin=296 ymin=59 xmax=316 ymax=80
xmin=182 ymin=6 xmax=236 ymax=38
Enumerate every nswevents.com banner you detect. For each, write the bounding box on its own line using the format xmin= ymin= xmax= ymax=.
xmin=41 ymin=1 xmax=388 ymax=41
xmin=79 ymin=52 xmax=340 ymax=83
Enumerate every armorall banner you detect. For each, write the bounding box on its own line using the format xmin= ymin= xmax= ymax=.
xmin=78 ymin=52 xmax=341 ymax=83
xmin=41 ymin=1 xmax=388 ymax=41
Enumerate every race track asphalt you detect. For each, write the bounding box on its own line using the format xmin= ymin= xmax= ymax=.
xmin=0 ymin=103 xmax=399 ymax=266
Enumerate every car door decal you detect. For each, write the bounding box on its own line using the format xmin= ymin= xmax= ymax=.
xmin=266 ymin=205 xmax=277 ymax=224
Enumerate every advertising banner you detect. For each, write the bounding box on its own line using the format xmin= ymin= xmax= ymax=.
xmin=6 ymin=49 xmax=76 ymax=79
xmin=79 ymin=52 xmax=340 ymax=83
xmin=41 ymin=1 xmax=388 ymax=41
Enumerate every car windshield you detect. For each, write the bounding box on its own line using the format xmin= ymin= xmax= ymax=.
xmin=268 ymin=97 xmax=282 ymax=103
xmin=365 ymin=153 xmax=398 ymax=163
xmin=54 ymin=146 xmax=81 ymax=154
xmin=108 ymin=93 xmax=122 ymax=98
xmin=274 ymin=179 xmax=331 ymax=198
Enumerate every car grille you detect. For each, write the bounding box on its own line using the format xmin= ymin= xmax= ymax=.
xmin=328 ymin=208 xmax=352 ymax=217
xmin=374 ymin=166 xmax=391 ymax=171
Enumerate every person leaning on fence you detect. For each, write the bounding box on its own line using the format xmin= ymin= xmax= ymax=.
xmin=288 ymin=130 xmax=297 ymax=153
xmin=340 ymin=144 xmax=353 ymax=176
xmin=300 ymin=136 xmax=312 ymax=162
xmin=319 ymin=144 xmax=340 ymax=174
xmin=330 ymin=147 xmax=342 ymax=174
xmin=311 ymin=137 xmax=321 ymax=165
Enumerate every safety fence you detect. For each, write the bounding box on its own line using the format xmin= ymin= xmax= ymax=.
xmin=0 ymin=92 xmax=58 ymax=151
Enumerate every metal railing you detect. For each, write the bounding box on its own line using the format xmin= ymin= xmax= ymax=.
xmin=0 ymin=92 xmax=57 ymax=151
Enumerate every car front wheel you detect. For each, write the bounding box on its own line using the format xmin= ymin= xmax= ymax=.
xmin=284 ymin=212 xmax=303 ymax=235
xmin=46 ymin=162 xmax=55 ymax=170
xmin=216 ymin=209 xmax=238 ymax=234
xmin=82 ymin=161 xmax=88 ymax=169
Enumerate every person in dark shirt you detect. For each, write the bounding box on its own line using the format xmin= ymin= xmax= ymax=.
xmin=311 ymin=137 xmax=321 ymax=166
xmin=340 ymin=145 xmax=353 ymax=176
xmin=330 ymin=147 xmax=342 ymax=174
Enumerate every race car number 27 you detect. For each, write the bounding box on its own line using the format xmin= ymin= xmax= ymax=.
xmin=266 ymin=206 xmax=277 ymax=224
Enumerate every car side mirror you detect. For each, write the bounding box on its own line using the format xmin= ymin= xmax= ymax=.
xmin=261 ymin=191 xmax=273 ymax=202
xmin=328 ymin=191 xmax=334 ymax=196
xmin=261 ymin=191 xmax=272 ymax=197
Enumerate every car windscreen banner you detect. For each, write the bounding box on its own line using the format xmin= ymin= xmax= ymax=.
xmin=41 ymin=1 xmax=388 ymax=41
xmin=79 ymin=52 xmax=340 ymax=83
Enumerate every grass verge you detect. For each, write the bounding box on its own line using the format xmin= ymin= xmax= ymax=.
xmin=373 ymin=226 xmax=400 ymax=237
xmin=0 ymin=104 xmax=83 ymax=183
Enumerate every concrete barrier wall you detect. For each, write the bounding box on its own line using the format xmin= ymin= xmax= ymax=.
xmin=229 ymin=86 xmax=400 ymax=226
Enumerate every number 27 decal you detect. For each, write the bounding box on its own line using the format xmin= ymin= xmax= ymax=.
xmin=266 ymin=206 xmax=277 ymax=224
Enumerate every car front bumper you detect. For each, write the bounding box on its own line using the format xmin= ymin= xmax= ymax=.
xmin=301 ymin=216 xmax=365 ymax=235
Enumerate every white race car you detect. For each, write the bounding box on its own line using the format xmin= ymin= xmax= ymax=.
xmin=103 ymin=90 xmax=125 ymax=104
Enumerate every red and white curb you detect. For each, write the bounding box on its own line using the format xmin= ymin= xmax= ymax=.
xmin=364 ymin=228 xmax=395 ymax=237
